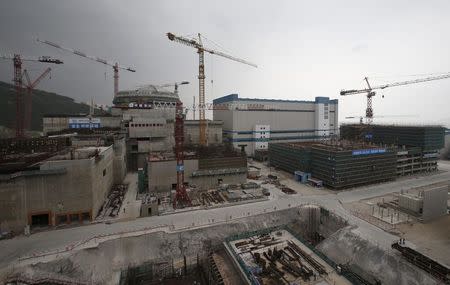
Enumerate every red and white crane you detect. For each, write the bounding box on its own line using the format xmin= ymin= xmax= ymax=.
xmin=22 ymin=67 xmax=53 ymax=131
xmin=36 ymin=38 xmax=136 ymax=98
xmin=0 ymin=54 xmax=63 ymax=137
xmin=340 ymin=74 xmax=450 ymax=124
xmin=167 ymin=32 xmax=257 ymax=146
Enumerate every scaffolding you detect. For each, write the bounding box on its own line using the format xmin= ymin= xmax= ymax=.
xmin=311 ymin=143 xmax=397 ymax=189
xmin=268 ymin=142 xmax=314 ymax=174
xmin=340 ymin=124 xmax=445 ymax=151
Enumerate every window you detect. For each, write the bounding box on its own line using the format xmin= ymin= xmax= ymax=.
xmin=103 ymin=169 xmax=106 ymax=176
xmin=70 ymin=213 xmax=80 ymax=223
xmin=81 ymin=212 xmax=90 ymax=222
xmin=31 ymin=213 xmax=50 ymax=227
xmin=56 ymin=214 xmax=68 ymax=226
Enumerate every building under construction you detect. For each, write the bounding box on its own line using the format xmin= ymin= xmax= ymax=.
xmin=0 ymin=134 xmax=126 ymax=233
xmin=311 ymin=143 xmax=397 ymax=189
xmin=269 ymin=141 xmax=397 ymax=189
xmin=341 ymin=124 xmax=444 ymax=175
xmin=268 ymin=142 xmax=313 ymax=174
xmin=147 ymin=144 xmax=247 ymax=194
xmin=268 ymin=124 xmax=445 ymax=189
xmin=340 ymin=124 xmax=445 ymax=150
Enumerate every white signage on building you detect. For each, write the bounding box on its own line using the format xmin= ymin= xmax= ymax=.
xmin=68 ymin=118 xmax=101 ymax=129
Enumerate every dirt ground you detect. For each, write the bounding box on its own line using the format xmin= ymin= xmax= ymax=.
xmin=396 ymin=215 xmax=450 ymax=267
xmin=341 ymin=181 xmax=450 ymax=268
xmin=249 ymin=160 xmax=336 ymax=196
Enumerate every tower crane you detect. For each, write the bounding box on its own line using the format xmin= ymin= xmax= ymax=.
xmin=23 ymin=67 xmax=53 ymax=131
xmin=340 ymin=74 xmax=450 ymax=124
xmin=36 ymin=38 xmax=136 ymax=98
xmin=0 ymin=54 xmax=63 ymax=137
xmin=166 ymin=32 xmax=257 ymax=145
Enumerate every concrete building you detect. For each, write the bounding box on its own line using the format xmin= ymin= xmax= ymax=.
xmin=213 ymin=94 xmax=338 ymax=156
xmin=440 ymin=129 xmax=450 ymax=159
xmin=341 ymin=124 xmax=445 ymax=176
xmin=43 ymin=114 xmax=122 ymax=134
xmin=184 ymin=120 xmax=223 ymax=145
xmin=398 ymin=185 xmax=448 ymax=222
xmin=0 ymin=138 xmax=126 ymax=233
xmin=269 ymin=141 xmax=398 ymax=189
xmin=148 ymin=147 xmax=247 ymax=193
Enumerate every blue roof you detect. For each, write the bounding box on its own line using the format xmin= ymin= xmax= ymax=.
xmin=213 ymin=94 xmax=338 ymax=105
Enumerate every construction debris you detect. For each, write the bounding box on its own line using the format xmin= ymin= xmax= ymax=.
xmin=96 ymin=184 xmax=128 ymax=220
xmin=227 ymin=229 xmax=350 ymax=284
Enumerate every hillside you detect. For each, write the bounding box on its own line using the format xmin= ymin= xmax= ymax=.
xmin=0 ymin=81 xmax=92 ymax=131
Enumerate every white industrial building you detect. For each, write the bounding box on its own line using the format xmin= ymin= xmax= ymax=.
xmin=213 ymin=94 xmax=339 ymax=156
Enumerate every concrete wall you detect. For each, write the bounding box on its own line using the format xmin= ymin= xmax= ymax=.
xmin=398 ymin=194 xmax=423 ymax=213
xmin=148 ymin=158 xmax=247 ymax=192
xmin=42 ymin=116 xmax=121 ymax=134
xmin=198 ymin=157 xmax=247 ymax=170
xmin=90 ymin=147 xmax=115 ymax=216
xmin=148 ymin=159 xmax=199 ymax=193
xmin=112 ymin=137 xmax=127 ymax=184
xmin=422 ymin=186 xmax=448 ymax=222
xmin=184 ymin=120 xmax=223 ymax=145
xmin=191 ymin=173 xmax=246 ymax=189
xmin=440 ymin=134 xmax=450 ymax=159
xmin=140 ymin=202 xmax=158 ymax=217
xmin=43 ymin=117 xmax=68 ymax=134
xmin=118 ymin=108 xmax=176 ymax=120
xmin=213 ymin=95 xmax=338 ymax=156
xmin=0 ymin=146 xmax=115 ymax=233
xmin=128 ymin=118 xmax=169 ymax=139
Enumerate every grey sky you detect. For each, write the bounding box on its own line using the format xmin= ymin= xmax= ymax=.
xmin=1 ymin=1 xmax=449 ymax=125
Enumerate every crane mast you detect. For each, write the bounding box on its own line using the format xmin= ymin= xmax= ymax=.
xmin=166 ymin=32 xmax=257 ymax=145
xmin=0 ymin=54 xmax=62 ymax=137
xmin=23 ymin=67 xmax=52 ymax=130
xmin=340 ymin=73 xmax=450 ymax=123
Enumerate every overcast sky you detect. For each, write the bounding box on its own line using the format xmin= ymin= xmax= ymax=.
xmin=1 ymin=1 xmax=449 ymax=125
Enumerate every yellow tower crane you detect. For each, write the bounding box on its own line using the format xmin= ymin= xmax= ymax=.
xmin=167 ymin=32 xmax=257 ymax=145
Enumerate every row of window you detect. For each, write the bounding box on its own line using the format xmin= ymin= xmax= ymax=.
xmin=56 ymin=212 xmax=91 ymax=226
xmin=130 ymin=123 xmax=163 ymax=127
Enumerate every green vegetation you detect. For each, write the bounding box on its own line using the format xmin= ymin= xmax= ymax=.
xmin=0 ymin=81 xmax=91 ymax=131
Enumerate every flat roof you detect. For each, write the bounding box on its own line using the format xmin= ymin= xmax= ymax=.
xmin=213 ymin=93 xmax=338 ymax=105
xmin=184 ymin=120 xmax=223 ymax=125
